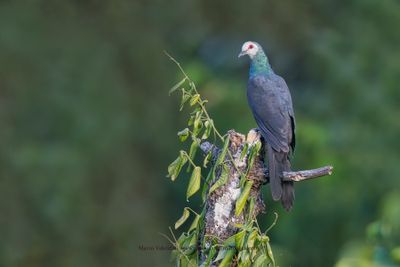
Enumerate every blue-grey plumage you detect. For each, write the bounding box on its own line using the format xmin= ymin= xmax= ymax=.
xmin=239 ymin=41 xmax=296 ymax=211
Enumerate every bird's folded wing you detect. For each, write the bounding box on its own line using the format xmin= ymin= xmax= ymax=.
xmin=248 ymin=76 xmax=292 ymax=153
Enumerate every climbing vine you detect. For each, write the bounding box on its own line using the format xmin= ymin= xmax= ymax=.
xmin=164 ymin=52 xmax=277 ymax=267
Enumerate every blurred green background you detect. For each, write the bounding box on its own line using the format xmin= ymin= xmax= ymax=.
xmin=1 ymin=1 xmax=400 ymax=266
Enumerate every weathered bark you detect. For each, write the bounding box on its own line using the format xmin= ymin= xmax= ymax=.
xmin=199 ymin=129 xmax=333 ymax=265
xmin=199 ymin=129 xmax=266 ymax=264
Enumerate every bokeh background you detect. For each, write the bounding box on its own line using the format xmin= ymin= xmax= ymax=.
xmin=1 ymin=1 xmax=400 ymax=266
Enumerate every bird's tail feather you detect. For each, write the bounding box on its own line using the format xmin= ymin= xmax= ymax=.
xmin=267 ymin=144 xmax=295 ymax=210
xmin=281 ymin=181 xmax=294 ymax=211
xmin=267 ymin=144 xmax=282 ymax=201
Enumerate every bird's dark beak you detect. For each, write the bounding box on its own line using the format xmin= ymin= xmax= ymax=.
xmin=238 ymin=51 xmax=247 ymax=58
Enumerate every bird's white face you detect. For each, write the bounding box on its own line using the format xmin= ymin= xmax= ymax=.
xmin=238 ymin=41 xmax=259 ymax=59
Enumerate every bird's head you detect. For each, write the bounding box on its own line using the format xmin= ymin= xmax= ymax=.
xmin=238 ymin=41 xmax=260 ymax=59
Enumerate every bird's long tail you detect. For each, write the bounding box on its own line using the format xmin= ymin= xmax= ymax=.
xmin=267 ymin=144 xmax=295 ymax=211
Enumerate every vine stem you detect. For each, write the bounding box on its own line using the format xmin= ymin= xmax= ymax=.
xmin=159 ymin=227 xmax=197 ymax=267
xmin=186 ymin=207 xmax=199 ymax=216
xmin=165 ymin=51 xmax=243 ymax=175
xmin=264 ymin=212 xmax=279 ymax=233
xmin=181 ymin=150 xmax=198 ymax=168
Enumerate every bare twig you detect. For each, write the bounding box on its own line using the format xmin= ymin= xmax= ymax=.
xmin=200 ymin=141 xmax=333 ymax=183
xmin=281 ymin=166 xmax=333 ymax=182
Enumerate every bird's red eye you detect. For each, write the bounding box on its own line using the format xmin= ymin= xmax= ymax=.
xmin=248 ymin=44 xmax=254 ymax=49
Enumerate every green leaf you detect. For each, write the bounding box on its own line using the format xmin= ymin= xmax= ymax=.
xmin=180 ymin=257 xmax=197 ymax=267
xmin=203 ymin=152 xmax=212 ymax=168
xmin=265 ymin=241 xmax=275 ymax=265
xmin=167 ymin=157 xmax=180 ymax=179
xmin=184 ymin=232 xmax=198 ymax=255
xmin=171 ymin=249 xmax=179 ymax=265
xmin=223 ymin=234 xmax=236 ymax=247
xmin=235 ymin=230 xmax=246 ymax=250
xmin=239 ymin=173 xmax=247 ymax=188
xmin=218 ymin=248 xmax=235 ymax=267
xmin=167 ymin=151 xmax=188 ymax=181
xmin=247 ymin=141 xmax=262 ymax=170
xmin=216 ymin=137 xmax=230 ymax=166
xmin=234 ymin=223 xmax=244 ymax=228
xmin=188 ymin=214 xmax=200 ymax=232
xmin=240 ymin=143 xmax=249 ymax=160
xmin=213 ymin=235 xmax=235 ymax=263
xmin=188 ymin=115 xmax=195 ymax=126
xmin=187 ymin=140 xmax=199 ymax=172
xmin=201 ymin=177 xmax=209 ymax=202
xmin=201 ymin=169 xmax=215 ymax=202
xmin=237 ymin=250 xmax=251 ymax=267
xmin=213 ymin=248 xmax=227 ymax=263
xmin=193 ymin=121 xmax=203 ymax=137
xmin=187 ymin=166 xmax=201 ymax=200
xmin=200 ymin=246 xmax=216 ymax=267
xmin=177 ymin=128 xmax=190 ymax=142
xmin=208 ymin=165 xmax=229 ymax=194
xmin=253 ymin=254 xmax=269 ymax=267
xmin=249 ymin=246 xmax=258 ymax=262
xmin=201 ymin=120 xmax=213 ymax=140
xmin=169 ymin=77 xmax=187 ymax=95
xmin=247 ymin=229 xmax=258 ymax=249
xmin=180 ymin=92 xmax=191 ymax=111
xmin=181 ymin=232 xmax=193 ymax=250
xmin=175 ymin=207 xmax=190 ymax=229
xmin=235 ymin=180 xmax=254 ymax=216
xmin=188 ymin=139 xmax=199 ymax=159
xmin=248 ymin=197 xmax=255 ymax=219
xmin=260 ymin=235 xmax=270 ymax=243
xmin=193 ymin=112 xmax=203 ymax=136
xmin=190 ymin=94 xmax=200 ymax=106
xmin=176 ymin=233 xmax=188 ymax=248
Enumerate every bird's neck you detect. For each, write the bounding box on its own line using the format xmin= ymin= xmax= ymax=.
xmin=249 ymin=51 xmax=273 ymax=77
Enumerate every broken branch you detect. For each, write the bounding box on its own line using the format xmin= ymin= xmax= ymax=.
xmin=200 ymin=141 xmax=333 ymax=183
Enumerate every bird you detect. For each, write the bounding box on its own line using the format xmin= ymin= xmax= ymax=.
xmin=239 ymin=41 xmax=296 ymax=211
